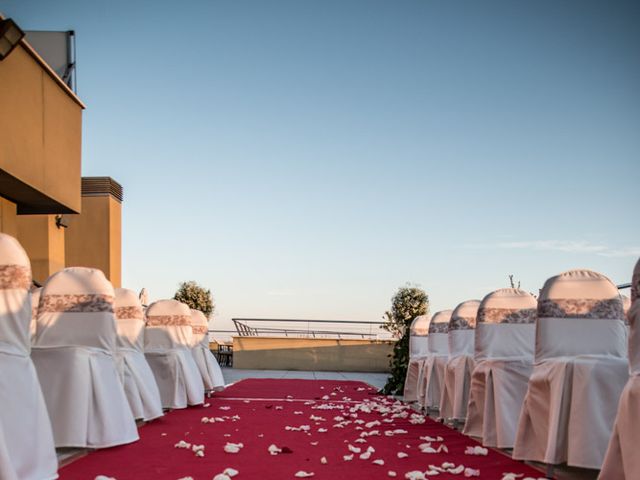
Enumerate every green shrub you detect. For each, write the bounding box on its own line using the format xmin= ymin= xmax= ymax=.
xmin=381 ymin=285 xmax=429 ymax=395
xmin=174 ymin=281 xmax=214 ymax=317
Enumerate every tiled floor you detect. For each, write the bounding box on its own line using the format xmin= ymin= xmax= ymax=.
xmin=220 ymin=366 xmax=389 ymax=390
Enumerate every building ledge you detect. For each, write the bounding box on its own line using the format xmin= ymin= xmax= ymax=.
xmin=0 ymin=169 xmax=79 ymax=214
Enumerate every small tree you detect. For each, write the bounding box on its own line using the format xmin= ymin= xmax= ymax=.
xmin=381 ymin=285 xmax=429 ymax=395
xmin=174 ymin=281 xmax=214 ymax=317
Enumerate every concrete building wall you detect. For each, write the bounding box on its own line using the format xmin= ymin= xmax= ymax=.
xmin=16 ymin=215 xmax=65 ymax=284
xmin=0 ymin=198 xmax=18 ymax=237
xmin=65 ymin=178 xmax=123 ymax=288
xmin=233 ymin=337 xmax=394 ymax=372
xmin=0 ymin=28 xmax=124 ymax=288
xmin=0 ymin=41 xmax=83 ymax=213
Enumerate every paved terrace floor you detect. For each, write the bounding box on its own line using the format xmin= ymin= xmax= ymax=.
xmin=220 ymin=367 xmax=389 ymax=391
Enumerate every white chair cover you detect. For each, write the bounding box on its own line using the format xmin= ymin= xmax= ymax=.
xmin=144 ymin=299 xmax=204 ymax=408
xmin=463 ymin=288 xmax=537 ymax=448
xmin=114 ymin=288 xmax=163 ymax=421
xmin=30 ymin=286 xmax=42 ymax=342
xmin=513 ymin=269 xmax=628 ymax=469
xmin=418 ymin=310 xmax=452 ymax=409
xmin=440 ymin=300 xmax=480 ymax=421
xmin=403 ymin=314 xmax=431 ymax=402
xmin=31 ymin=266 xmax=138 ymax=448
xmin=190 ymin=309 xmax=225 ymax=391
xmin=0 ymin=234 xmax=57 ymax=480
xmin=600 ymin=258 xmax=640 ymax=479
xmin=621 ymin=295 xmax=631 ymax=319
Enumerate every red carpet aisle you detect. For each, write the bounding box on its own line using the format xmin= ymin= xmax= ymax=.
xmin=60 ymin=379 xmax=545 ymax=479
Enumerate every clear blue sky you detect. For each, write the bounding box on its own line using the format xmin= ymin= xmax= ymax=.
xmin=3 ymin=0 xmax=639 ymax=330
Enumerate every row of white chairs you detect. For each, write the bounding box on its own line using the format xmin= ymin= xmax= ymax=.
xmin=404 ymin=264 xmax=639 ymax=479
xmin=0 ymin=233 xmax=225 ymax=480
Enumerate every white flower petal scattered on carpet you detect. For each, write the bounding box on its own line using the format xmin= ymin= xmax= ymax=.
xmin=268 ymin=444 xmax=282 ymax=455
xmin=397 ymin=452 xmax=409 ymax=458
xmin=343 ymin=454 xmax=354 ymax=461
xmin=418 ymin=443 xmax=437 ymax=454
xmin=465 ymin=446 xmax=488 ymax=456
xmin=294 ymin=471 xmax=314 ymax=477
xmin=223 ymin=442 xmax=243 ymax=453
xmin=222 ymin=468 xmax=239 ymax=477
xmin=320 ymin=456 xmax=328 ymax=464
xmin=373 ymin=459 xmax=384 ymax=466
xmin=388 ymin=471 xmax=397 ymax=477
xmin=404 ymin=471 xmax=426 ymax=480
xmin=464 ymin=468 xmax=480 ymax=477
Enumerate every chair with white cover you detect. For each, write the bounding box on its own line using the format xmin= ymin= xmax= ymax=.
xmin=30 ymin=286 xmax=42 ymax=341
xmin=418 ymin=310 xmax=452 ymax=410
xmin=463 ymin=288 xmax=537 ymax=447
xmin=403 ymin=314 xmax=431 ymax=402
xmin=599 ymin=259 xmax=640 ymax=479
xmin=440 ymin=300 xmax=480 ymax=422
xmin=513 ymin=269 xmax=628 ymax=470
xmin=114 ymin=288 xmax=163 ymax=421
xmin=31 ymin=267 xmax=138 ymax=448
xmin=144 ymin=299 xmax=204 ymax=409
xmin=190 ymin=309 xmax=225 ymax=392
xmin=0 ymin=234 xmax=57 ymax=480
xmin=622 ymin=294 xmax=631 ymax=318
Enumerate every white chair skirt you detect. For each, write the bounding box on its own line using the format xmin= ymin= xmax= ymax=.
xmin=463 ymin=359 xmax=532 ymax=448
xmin=0 ymin=429 xmax=18 ymax=480
xmin=440 ymin=355 xmax=474 ymax=421
xmin=192 ymin=345 xmax=225 ymax=391
xmin=419 ymin=355 xmax=448 ymax=409
xmin=599 ymin=376 xmax=640 ymax=479
xmin=513 ymin=356 xmax=628 ymax=469
xmin=0 ymin=352 xmax=58 ymax=480
xmin=403 ymin=357 xmax=426 ymax=402
xmin=116 ymin=349 xmax=164 ymax=421
xmin=145 ymin=348 xmax=205 ymax=409
xmin=31 ymin=346 xmax=139 ymax=448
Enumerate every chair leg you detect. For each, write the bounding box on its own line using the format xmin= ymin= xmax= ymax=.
xmin=545 ymin=464 xmax=554 ymax=479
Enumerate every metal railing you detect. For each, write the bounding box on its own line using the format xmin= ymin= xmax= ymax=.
xmin=231 ymin=318 xmax=389 ymax=339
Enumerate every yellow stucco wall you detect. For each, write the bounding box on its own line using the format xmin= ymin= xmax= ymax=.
xmin=16 ymin=215 xmax=65 ymax=284
xmin=108 ymin=196 xmax=122 ymax=288
xmin=0 ymin=42 xmax=82 ymax=213
xmin=0 ymin=198 xmax=18 ymax=237
xmin=233 ymin=336 xmax=394 ymax=372
xmin=64 ymin=195 xmax=122 ymax=287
